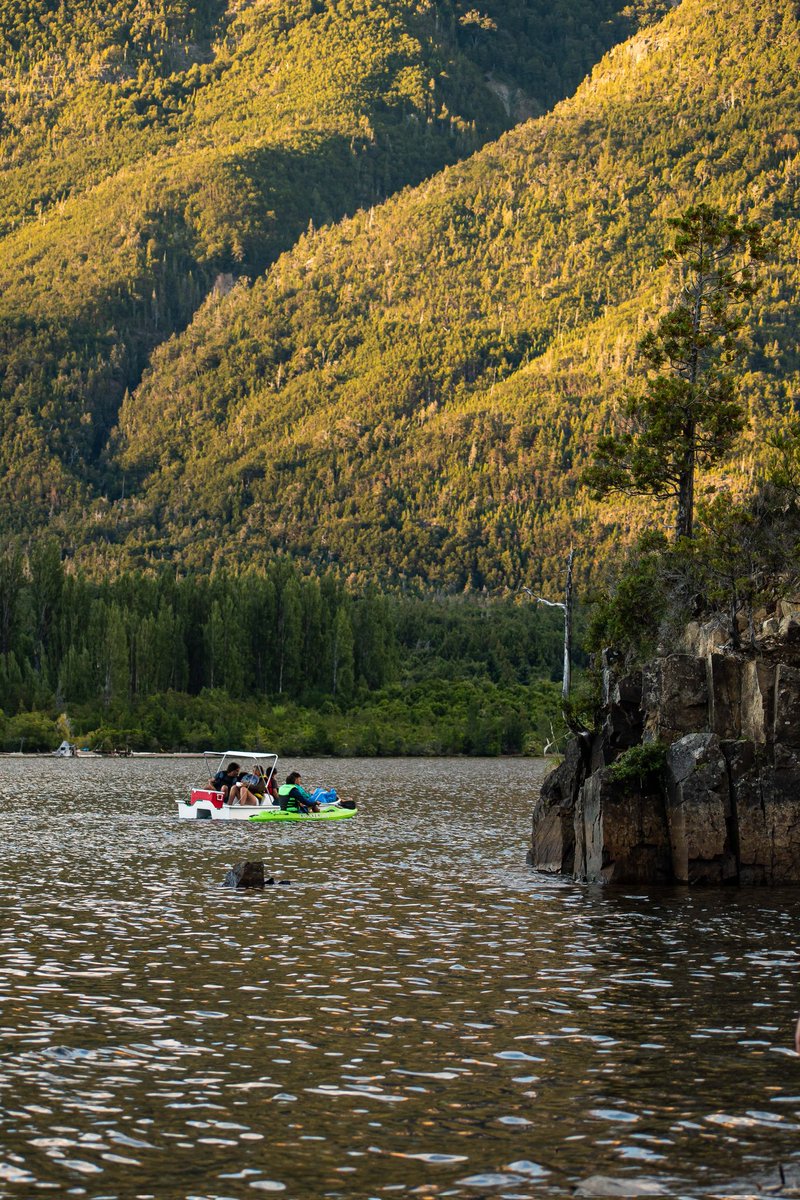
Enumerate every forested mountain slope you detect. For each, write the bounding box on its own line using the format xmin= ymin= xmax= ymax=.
xmin=0 ymin=0 xmax=664 ymax=531
xmin=105 ymin=0 xmax=800 ymax=591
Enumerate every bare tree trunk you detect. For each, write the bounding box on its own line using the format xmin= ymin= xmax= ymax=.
xmin=521 ymin=548 xmax=575 ymax=702
xmin=676 ymin=468 xmax=694 ymax=539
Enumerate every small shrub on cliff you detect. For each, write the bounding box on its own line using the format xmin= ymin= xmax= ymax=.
xmin=691 ymin=487 xmax=800 ymax=647
xmin=561 ymin=671 xmax=602 ymax=734
xmin=585 ymin=531 xmax=681 ymax=667
xmin=609 ymin=741 xmax=667 ymax=786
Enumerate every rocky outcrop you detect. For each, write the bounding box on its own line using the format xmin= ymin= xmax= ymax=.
xmin=665 ymin=733 xmax=735 ymax=884
xmin=530 ymin=735 xmax=587 ymax=874
xmin=529 ymin=604 xmax=800 ymax=885
xmin=574 ymin=766 xmax=672 ymax=885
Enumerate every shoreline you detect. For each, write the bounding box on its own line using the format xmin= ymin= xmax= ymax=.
xmin=1 ymin=750 xmax=557 ymax=761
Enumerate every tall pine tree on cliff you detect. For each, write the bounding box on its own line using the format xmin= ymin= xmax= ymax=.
xmin=584 ymin=204 xmax=769 ymax=540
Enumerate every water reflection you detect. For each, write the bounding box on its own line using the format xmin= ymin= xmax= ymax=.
xmin=0 ymin=756 xmax=799 ymax=1198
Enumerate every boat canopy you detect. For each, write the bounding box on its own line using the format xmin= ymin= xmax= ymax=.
xmin=201 ymin=750 xmax=279 ymax=781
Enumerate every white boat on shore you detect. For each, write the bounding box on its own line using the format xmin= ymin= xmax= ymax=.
xmin=177 ymin=750 xmax=281 ymax=820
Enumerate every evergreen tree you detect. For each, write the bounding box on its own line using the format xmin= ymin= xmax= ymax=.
xmin=28 ymin=537 xmax=64 ymax=673
xmin=58 ymin=644 xmax=94 ymax=704
xmin=133 ymin=613 xmax=157 ymax=696
xmin=0 ymin=542 xmax=25 ymax=658
xmin=331 ymin=604 xmax=355 ymax=701
xmin=275 ymin=572 xmax=303 ymax=695
xmin=104 ymin=604 xmax=130 ymax=707
xmin=584 ymin=204 xmax=769 ymax=539
xmin=204 ymin=600 xmax=225 ymax=690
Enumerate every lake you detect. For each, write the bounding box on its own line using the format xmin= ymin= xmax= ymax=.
xmin=1 ymin=755 xmax=799 ymax=1199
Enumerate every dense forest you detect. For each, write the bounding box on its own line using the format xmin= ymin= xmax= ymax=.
xmin=2 ymin=0 xmax=799 ymax=749
xmin=0 ymin=0 xmax=668 ymax=560
xmin=105 ymin=0 xmax=800 ymax=594
xmin=0 ymin=540 xmax=568 ymax=753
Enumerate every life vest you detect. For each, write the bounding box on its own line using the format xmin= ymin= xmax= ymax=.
xmin=278 ymin=783 xmax=301 ymax=812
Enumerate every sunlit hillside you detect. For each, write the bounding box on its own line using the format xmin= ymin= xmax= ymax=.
xmin=103 ymin=0 xmax=800 ymax=591
xmin=0 ymin=0 xmax=665 ymax=536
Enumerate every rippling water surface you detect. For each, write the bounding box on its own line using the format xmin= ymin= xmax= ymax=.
xmin=1 ymin=756 xmax=800 ymax=1199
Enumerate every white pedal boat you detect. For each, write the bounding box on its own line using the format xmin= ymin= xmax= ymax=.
xmin=177 ymin=750 xmax=281 ymax=821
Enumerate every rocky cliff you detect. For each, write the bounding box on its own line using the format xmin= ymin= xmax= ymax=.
xmin=530 ymin=602 xmax=800 ymax=885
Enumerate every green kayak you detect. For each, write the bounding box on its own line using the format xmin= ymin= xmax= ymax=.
xmin=249 ymin=805 xmax=356 ymax=823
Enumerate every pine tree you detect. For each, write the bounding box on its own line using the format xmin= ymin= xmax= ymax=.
xmin=331 ymin=604 xmax=355 ymax=702
xmin=584 ymin=204 xmax=769 ymax=540
xmin=0 ymin=543 xmax=24 ymax=658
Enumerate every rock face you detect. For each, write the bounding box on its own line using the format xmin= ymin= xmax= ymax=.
xmin=665 ymin=733 xmax=734 ymax=884
xmin=530 ymin=735 xmax=587 ymax=874
xmin=530 ymin=606 xmax=800 ymax=885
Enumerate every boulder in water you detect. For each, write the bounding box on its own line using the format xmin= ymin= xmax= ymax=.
xmin=223 ymin=860 xmax=266 ymax=888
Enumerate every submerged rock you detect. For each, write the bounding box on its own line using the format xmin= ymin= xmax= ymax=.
xmin=223 ymin=860 xmax=266 ymax=888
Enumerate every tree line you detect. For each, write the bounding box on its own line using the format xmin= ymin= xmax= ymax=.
xmin=0 ymin=543 xmax=568 ymax=753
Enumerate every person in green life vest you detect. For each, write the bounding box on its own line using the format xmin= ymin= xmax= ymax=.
xmin=278 ymin=771 xmax=320 ymax=814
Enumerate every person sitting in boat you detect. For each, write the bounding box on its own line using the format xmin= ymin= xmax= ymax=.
xmin=210 ymin=762 xmax=240 ymax=802
xmin=278 ymin=771 xmax=320 ymax=814
xmin=262 ymin=766 xmax=279 ymax=803
xmin=246 ymin=763 xmax=279 ymax=803
xmin=234 ymin=766 xmax=273 ymax=807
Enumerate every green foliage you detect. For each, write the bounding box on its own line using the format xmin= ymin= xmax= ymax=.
xmin=92 ymin=0 xmax=799 ymax=593
xmin=0 ymin=0 xmax=761 ymax=593
xmin=0 ymin=0 xmax=663 ymax=557
xmin=765 ymin=424 xmax=800 ymax=503
xmin=63 ymin=675 xmax=565 ymax=756
xmin=585 ymin=453 xmax=800 ymax=670
xmin=609 ymin=741 xmax=667 ymax=785
xmin=0 ymin=539 xmax=567 ymax=752
xmin=585 ymin=532 xmax=675 ymax=667
xmin=689 ymin=484 xmax=800 ymax=645
xmin=585 ymin=204 xmax=770 ymax=540
xmin=3 ymin=709 xmax=59 ymax=752
xmin=559 ymin=669 xmax=601 ymax=735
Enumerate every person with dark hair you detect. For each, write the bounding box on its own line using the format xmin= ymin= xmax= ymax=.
xmin=277 ymin=771 xmax=320 ymax=814
xmin=263 ymin=765 xmax=279 ymax=803
xmin=211 ymin=762 xmax=240 ymax=802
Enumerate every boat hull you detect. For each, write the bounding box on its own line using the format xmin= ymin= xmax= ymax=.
xmin=177 ymin=800 xmax=281 ymax=821
xmin=249 ymin=807 xmax=357 ymax=822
